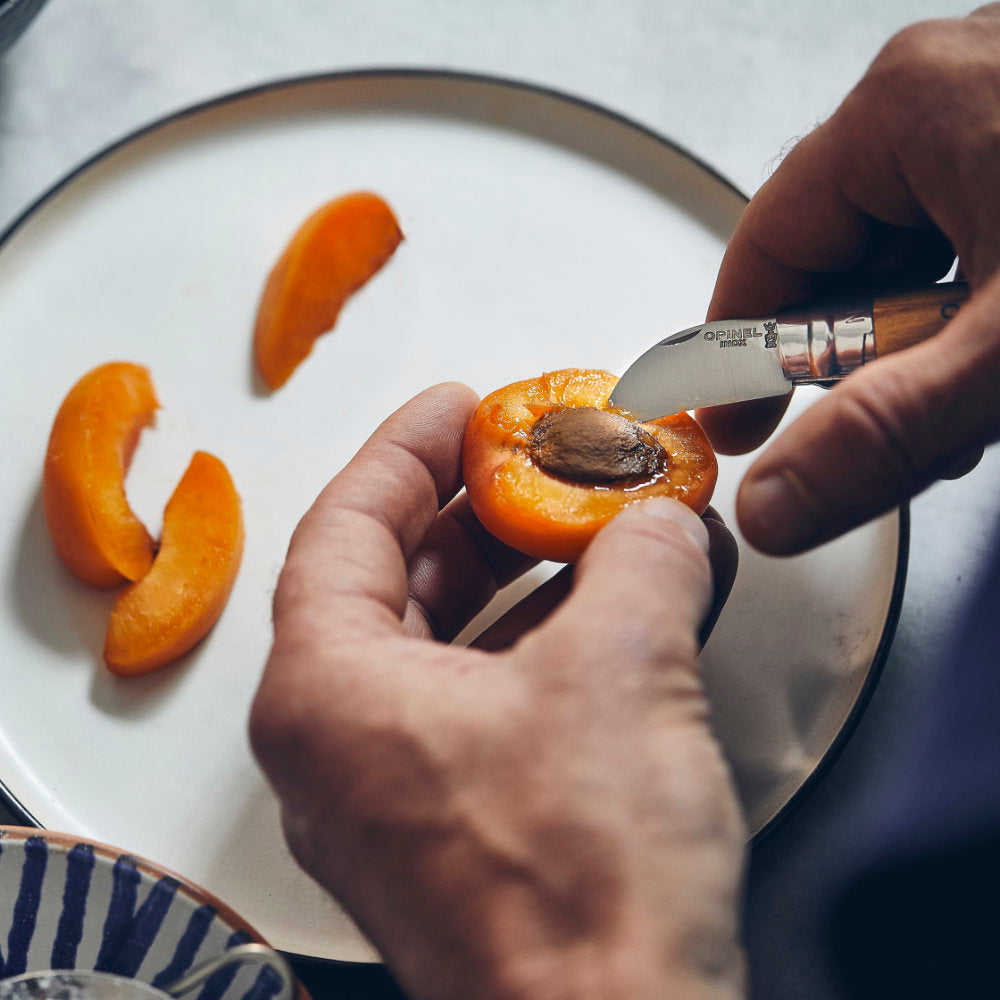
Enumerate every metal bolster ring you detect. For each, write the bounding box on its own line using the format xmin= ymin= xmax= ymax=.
xmin=831 ymin=310 xmax=875 ymax=372
xmin=776 ymin=301 xmax=874 ymax=383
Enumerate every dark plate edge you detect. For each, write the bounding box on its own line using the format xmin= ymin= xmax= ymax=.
xmin=0 ymin=66 xmax=748 ymax=252
xmin=749 ymin=501 xmax=910 ymax=845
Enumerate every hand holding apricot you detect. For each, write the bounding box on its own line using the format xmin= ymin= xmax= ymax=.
xmin=251 ymin=382 xmax=744 ymax=1000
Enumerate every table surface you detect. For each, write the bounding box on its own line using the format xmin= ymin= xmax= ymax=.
xmin=2 ymin=2 xmax=996 ymax=998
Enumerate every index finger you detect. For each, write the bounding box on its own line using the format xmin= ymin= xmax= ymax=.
xmin=272 ymin=381 xmax=479 ymax=644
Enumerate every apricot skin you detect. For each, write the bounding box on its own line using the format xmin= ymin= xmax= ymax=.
xmin=253 ymin=191 xmax=403 ymax=390
xmin=43 ymin=362 xmax=158 ymax=588
xmin=104 ymin=450 xmax=244 ymax=676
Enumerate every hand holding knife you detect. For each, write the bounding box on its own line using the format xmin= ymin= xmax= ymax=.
xmin=609 ymin=282 xmax=970 ymax=420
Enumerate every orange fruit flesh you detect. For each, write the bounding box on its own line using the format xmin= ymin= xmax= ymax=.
xmin=104 ymin=450 xmax=244 ymax=676
xmin=253 ymin=191 xmax=404 ymax=390
xmin=43 ymin=362 xmax=159 ymax=587
xmin=462 ymin=369 xmax=718 ymax=563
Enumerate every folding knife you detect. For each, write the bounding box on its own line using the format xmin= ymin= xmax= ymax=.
xmin=609 ymin=282 xmax=970 ymax=420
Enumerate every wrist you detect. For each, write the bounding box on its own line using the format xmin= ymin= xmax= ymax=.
xmin=414 ymin=831 xmax=746 ymax=1000
xmin=363 ymin=708 xmax=749 ymax=1000
xmin=372 ymin=828 xmax=747 ymax=1000
xmin=469 ymin=909 xmax=746 ymax=1000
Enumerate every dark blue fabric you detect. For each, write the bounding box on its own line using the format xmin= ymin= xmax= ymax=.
xmin=829 ymin=518 xmax=1000 ymax=997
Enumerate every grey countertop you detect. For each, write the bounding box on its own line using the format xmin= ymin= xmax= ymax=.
xmin=3 ymin=2 xmax=997 ymax=997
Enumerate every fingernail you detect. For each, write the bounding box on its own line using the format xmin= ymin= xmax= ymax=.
xmin=739 ymin=470 xmax=820 ymax=553
xmin=632 ymin=497 xmax=709 ymax=552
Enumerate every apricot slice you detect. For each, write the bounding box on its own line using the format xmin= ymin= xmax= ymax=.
xmin=462 ymin=368 xmax=718 ymax=563
xmin=253 ymin=191 xmax=404 ymax=390
xmin=104 ymin=451 xmax=244 ymax=676
xmin=43 ymin=362 xmax=159 ymax=587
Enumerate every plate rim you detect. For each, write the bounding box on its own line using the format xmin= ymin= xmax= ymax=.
xmin=0 ymin=66 xmax=750 ymax=248
xmin=751 ymin=504 xmax=909 ymax=844
xmin=0 ymin=66 xmax=908 ymax=959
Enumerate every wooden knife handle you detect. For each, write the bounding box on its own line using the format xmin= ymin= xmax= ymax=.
xmin=872 ymin=281 xmax=971 ymax=357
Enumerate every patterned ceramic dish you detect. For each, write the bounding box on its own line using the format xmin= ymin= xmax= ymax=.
xmin=0 ymin=827 xmax=299 ymax=999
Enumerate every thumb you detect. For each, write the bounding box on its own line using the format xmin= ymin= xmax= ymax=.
xmin=738 ymin=274 xmax=1000 ymax=554
xmin=532 ymin=498 xmax=714 ymax=685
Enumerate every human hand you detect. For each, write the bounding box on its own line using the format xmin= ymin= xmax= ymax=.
xmin=697 ymin=5 xmax=1000 ymax=555
xmin=250 ymin=382 xmax=744 ymax=1000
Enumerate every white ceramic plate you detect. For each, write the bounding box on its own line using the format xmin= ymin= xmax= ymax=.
xmin=0 ymin=71 xmax=903 ymax=963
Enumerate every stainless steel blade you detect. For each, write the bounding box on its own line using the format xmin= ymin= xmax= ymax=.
xmin=609 ymin=319 xmax=792 ymax=420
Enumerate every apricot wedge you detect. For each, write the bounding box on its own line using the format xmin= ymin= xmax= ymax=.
xmin=104 ymin=451 xmax=244 ymax=676
xmin=253 ymin=191 xmax=404 ymax=390
xmin=43 ymin=362 xmax=159 ymax=587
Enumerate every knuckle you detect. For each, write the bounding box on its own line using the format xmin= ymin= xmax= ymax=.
xmin=249 ymin=635 xmax=355 ymax=776
xmin=248 ymin=651 xmax=312 ymax=767
xmin=269 ymin=558 xmax=304 ymax=625
xmin=858 ymin=20 xmax=968 ymax=134
xmin=864 ymin=17 xmax=1000 ymax=119
xmin=872 ymin=20 xmax=957 ymax=83
xmin=248 ymin=695 xmax=295 ymax=782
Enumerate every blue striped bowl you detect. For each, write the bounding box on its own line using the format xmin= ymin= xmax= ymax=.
xmin=0 ymin=828 xmax=301 ymax=999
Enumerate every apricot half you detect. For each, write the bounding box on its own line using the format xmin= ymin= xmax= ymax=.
xmin=462 ymin=368 xmax=718 ymax=563
xmin=253 ymin=191 xmax=404 ymax=390
xmin=104 ymin=451 xmax=244 ymax=676
xmin=43 ymin=362 xmax=159 ymax=587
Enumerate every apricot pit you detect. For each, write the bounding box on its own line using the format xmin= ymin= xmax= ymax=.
xmin=527 ymin=406 xmax=667 ymax=484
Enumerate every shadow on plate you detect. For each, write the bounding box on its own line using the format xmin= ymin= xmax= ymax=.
xmin=6 ymin=482 xmax=200 ymax=720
